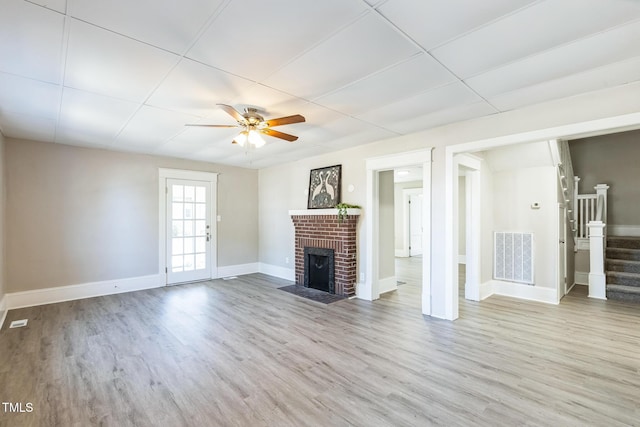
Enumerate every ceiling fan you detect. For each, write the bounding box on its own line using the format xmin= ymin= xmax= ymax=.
xmin=186 ymin=104 xmax=305 ymax=148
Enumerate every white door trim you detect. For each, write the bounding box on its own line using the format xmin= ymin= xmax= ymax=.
xmin=159 ymin=168 xmax=219 ymax=284
xmin=365 ymin=149 xmax=433 ymax=315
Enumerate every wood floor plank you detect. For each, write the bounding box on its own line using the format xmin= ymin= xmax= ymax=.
xmin=1 ymin=258 xmax=640 ymax=426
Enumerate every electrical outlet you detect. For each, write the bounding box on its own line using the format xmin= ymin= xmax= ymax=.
xmin=360 ymin=272 xmax=365 ymax=282
xmin=285 ymin=257 xmax=289 ymax=264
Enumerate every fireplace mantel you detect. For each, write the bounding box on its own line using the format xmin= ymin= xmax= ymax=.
xmin=288 ymin=208 xmax=361 ymax=216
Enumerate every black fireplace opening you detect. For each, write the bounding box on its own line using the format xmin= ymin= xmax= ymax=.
xmin=303 ymin=247 xmax=335 ymax=294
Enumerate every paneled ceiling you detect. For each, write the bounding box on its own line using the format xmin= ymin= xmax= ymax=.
xmin=1 ymin=0 xmax=639 ymax=169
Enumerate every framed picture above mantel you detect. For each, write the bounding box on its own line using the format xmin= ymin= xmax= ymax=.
xmin=307 ymin=164 xmax=341 ymax=209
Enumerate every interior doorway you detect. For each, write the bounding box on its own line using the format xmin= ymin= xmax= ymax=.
xmin=364 ymin=149 xmax=432 ymax=315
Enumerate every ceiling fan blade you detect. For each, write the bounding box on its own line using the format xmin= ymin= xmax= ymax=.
xmin=185 ymin=124 xmax=238 ymax=128
xmin=217 ymin=104 xmax=246 ymax=123
xmin=261 ymin=128 xmax=299 ymax=142
xmin=264 ymin=114 xmax=306 ymax=127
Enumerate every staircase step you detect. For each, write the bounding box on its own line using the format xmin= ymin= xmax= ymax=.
xmin=606 ymin=284 xmax=640 ymax=303
xmin=606 ymin=247 xmax=640 ymax=261
xmin=606 ymin=271 xmax=640 ymax=287
xmin=607 ymin=236 xmax=640 ymax=250
xmin=606 ymin=258 xmax=640 ymax=274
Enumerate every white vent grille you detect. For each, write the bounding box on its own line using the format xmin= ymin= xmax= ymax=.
xmin=494 ymin=232 xmax=534 ymax=284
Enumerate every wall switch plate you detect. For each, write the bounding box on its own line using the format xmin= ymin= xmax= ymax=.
xmin=217 ymin=215 xmax=222 ymax=221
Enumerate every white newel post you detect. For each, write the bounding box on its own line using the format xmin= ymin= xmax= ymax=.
xmin=594 ymin=184 xmax=609 ymax=224
xmin=588 ymin=221 xmax=607 ymax=299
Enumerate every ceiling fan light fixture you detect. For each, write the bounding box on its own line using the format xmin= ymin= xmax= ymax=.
xmin=233 ymin=131 xmax=248 ymax=146
xmin=248 ymin=129 xmax=266 ymax=148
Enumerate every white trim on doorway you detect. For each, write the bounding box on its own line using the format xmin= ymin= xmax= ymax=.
xmin=365 ymin=148 xmax=433 ymax=315
xmin=444 ymin=111 xmax=640 ymax=320
xmin=158 ymin=169 xmax=219 ymax=284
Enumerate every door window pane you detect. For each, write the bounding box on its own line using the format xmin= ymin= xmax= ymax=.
xmin=195 ymin=186 xmax=206 ymax=203
xmin=184 ymin=255 xmax=195 ymax=271
xmin=184 ymin=203 xmax=194 ymax=219
xmin=195 ymin=220 xmax=206 ymax=236
xmin=195 ymin=236 xmax=206 ymax=253
xmin=184 ymin=221 xmax=194 ymax=237
xmin=184 ymin=186 xmax=195 ymax=202
xmin=195 ymin=204 xmax=206 ymax=219
xmin=172 ymin=255 xmax=183 ymax=272
xmin=173 ymin=203 xmax=184 ymax=220
xmin=172 ymin=185 xmax=183 ymax=202
xmin=183 ymin=237 xmax=194 ymax=254
xmin=172 ymin=238 xmax=184 ymax=255
xmin=172 ymin=221 xmax=183 ymax=237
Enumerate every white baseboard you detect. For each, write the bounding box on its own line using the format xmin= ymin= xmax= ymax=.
xmin=5 ymin=274 xmax=164 ymax=310
xmin=378 ymin=276 xmax=397 ymax=294
xmin=395 ymin=249 xmax=409 ymax=258
xmin=259 ymin=263 xmax=295 ymax=281
xmin=458 ymin=255 xmax=466 ymax=264
xmin=356 ymin=281 xmax=373 ymax=301
xmin=216 ymin=263 xmax=259 ymax=278
xmin=0 ymin=295 xmax=7 ymax=330
xmin=575 ymin=271 xmax=589 ymax=285
xmin=479 ymin=281 xmax=494 ymax=300
xmin=481 ymin=280 xmax=558 ymax=304
xmin=609 ymin=225 xmax=640 ymax=237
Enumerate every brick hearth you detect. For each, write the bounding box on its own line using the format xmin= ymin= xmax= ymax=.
xmin=289 ymin=209 xmax=360 ymax=297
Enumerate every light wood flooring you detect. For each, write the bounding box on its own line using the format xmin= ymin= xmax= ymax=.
xmin=1 ymin=260 xmax=639 ymax=426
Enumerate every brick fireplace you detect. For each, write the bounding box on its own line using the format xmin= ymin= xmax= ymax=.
xmin=289 ymin=209 xmax=361 ymax=297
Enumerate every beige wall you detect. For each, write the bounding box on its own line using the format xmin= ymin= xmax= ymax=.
xmin=570 ymin=129 xmax=640 ymax=226
xmin=5 ymin=139 xmax=258 ymax=292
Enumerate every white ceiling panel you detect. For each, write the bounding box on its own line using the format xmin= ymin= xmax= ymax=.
xmin=358 ymin=82 xmax=482 ymax=128
xmin=466 ymin=21 xmax=640 ymax=98
xmin=159 ymin=126 xmax=239 ymax=157
xmin=28 ymin=0 xmax=66 ymax=13
xmin=65 ymin=19 xmax=179 ymax=102
xmin=57 ymin=88 xmax=139 ymax=143
xmin=0 ymin=72 xmax=60 ymax=119
xmin=315 ymin=53 xmax=456 ymax=115
xmin=432 ymin=0 xmax=640 ymax=78
xmin=187 ymin=0 xmax=368 ymax=82
xmin=488 ymin=55 xmax=640 ymax=112
xmin=68 ymin=0 xmax=224 ymax=53
xmin=388 ymin=100 xmax=497 ymax=134
xmin=147 ymin=59 xmax=254 ymax=117
xmin=378 ymin=0 xmax=536 ymax=50
xmin=0 ymin=0 xmax=64 ymax=83
xmin=263 ymin=12 xmax=420 ymax=99
xmin=114 ymin=106 xmax=201 ymax=149
xmin=0 ymin=111 xmax=56 ymax=142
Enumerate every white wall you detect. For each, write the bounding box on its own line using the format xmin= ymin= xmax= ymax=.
xmin=491 ymin=166 xmax=558 ymax=288
xmin=258 ymin=82 xmax=640 ymax=318
xmin=458 ymin=176 xmax=466 ymax=260
xmin=5 ymin=138 xmax=259 ymax=292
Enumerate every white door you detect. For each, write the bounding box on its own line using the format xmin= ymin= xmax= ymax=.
xmin=409 ymin=194 xmax=423 ymax=256
xmin=167 ymin=179 xmax=212 ymax=284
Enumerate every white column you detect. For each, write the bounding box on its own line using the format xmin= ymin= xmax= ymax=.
xmin=588 ymin=221 xmax=607 ymax=299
